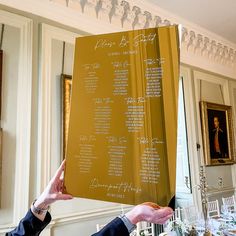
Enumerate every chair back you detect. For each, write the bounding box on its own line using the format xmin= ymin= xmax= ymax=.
xmin=167 ymin=207 xmax=182 ymax=223
xmin=222 ymin=195 xmax=236 ymax=212
xmin=174 ymin=207 xmax=182 ymax=221
xmin=163 ymin=207 xmax=182 ymax=233
xmin=182 ymin=205 xmax=198 ymax=224
xmin=207 ymin=200 xmax=220 ymax=218
xmin=137 ymin=222 xmax=155 ymax=236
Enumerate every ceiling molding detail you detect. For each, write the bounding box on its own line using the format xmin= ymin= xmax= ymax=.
xmin=51 ymin=0 xmax=236 ymax=70
xmin=181 ymin=27 xmax=236 ymax=68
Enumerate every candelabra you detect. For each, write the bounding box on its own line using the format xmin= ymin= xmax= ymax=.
xmin=198 ymin=166 xmax=212 ymax=236
xmin=184 ymin=166 xmax=222 ymax=235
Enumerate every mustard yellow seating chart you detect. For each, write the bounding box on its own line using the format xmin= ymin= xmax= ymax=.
xmin=64 ymin=26 xmax=180 ymax=206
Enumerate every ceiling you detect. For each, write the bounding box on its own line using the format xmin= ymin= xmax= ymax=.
xmin=148 ymin=0 xmax=236 ymax=44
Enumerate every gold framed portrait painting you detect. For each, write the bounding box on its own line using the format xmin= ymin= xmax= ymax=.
xmin=61 ymin=74 xmax=72 ymax=161
xmin=200 ymin=101 xmax=235 ymax=166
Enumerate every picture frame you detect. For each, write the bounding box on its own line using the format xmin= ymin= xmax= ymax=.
xmin=61 ymin=74 xmax=72 ymax=161
xmin=200 ymin=101 xmax=235 ymax=166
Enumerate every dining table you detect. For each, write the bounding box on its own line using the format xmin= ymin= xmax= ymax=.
xmin=195 ymin=213 xmax=236 ymax=236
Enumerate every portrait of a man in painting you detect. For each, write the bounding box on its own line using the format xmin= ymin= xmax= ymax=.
xmin=207 ymin=110 xmax=228 ymax=159
xmin=200 ymin=101 xmax=235 ymax=165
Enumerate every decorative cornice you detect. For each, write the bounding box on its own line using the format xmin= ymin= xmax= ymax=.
xmin=50 ymin=0 xmax=236 ymax=69
xmin=182 ymin=27 xmax=236 ymax=67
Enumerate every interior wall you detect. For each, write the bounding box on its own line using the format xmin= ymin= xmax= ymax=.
xmin=29 ymin=20 xmax=40 ymax=208
xmin=191 ymin=70 xmax=235 ymax=207
xmin=0 ymin=11 xmax=127 ymax=235
xmin=50 ymin=39 xmax=73 ymax=177
xmin=0 ymin=24 xmax=20 ymax=225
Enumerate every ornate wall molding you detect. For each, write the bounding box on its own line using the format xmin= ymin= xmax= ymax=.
xmin=0 ymin=10 xmax=33 ymax=224
xmin=38 ymin=24 xmax=78 ymax=195
xmin=206 ymin=186 xmax=235 ymax=198
xmin=1 ymin=0 xmax=236 ymax=74
xmin=50 ymin=0 xmax=236 ymax=72
xmin=181 ymin=27 xmax=236 ymax=68
xmin=0 ymin=204 xmax=132 ymax=234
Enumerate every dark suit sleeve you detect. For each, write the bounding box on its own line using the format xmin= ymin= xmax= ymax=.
xmin=91 ymin=217 xmax=129 ymax=236
xmin=6 ymin=209 xmax=51 ymax=236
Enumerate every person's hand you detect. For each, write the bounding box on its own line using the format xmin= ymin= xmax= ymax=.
xmin=34 ymin=160 xmax=73 ymax=210
xmin=125 ymin=203 xmax=173 ymax=225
